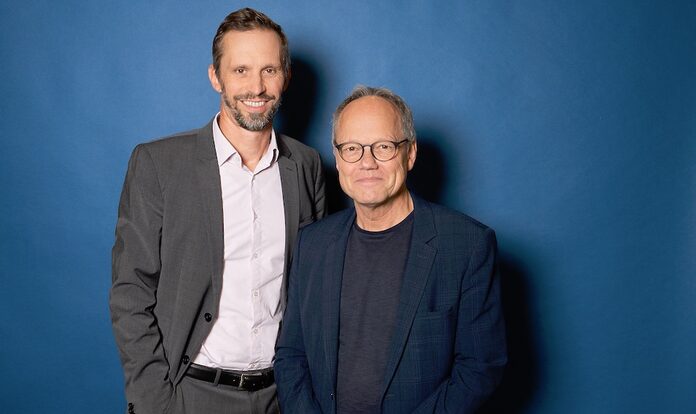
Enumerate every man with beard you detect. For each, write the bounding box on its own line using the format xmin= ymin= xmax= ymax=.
xmin=110 ymin=8 xmax=325 ymax=414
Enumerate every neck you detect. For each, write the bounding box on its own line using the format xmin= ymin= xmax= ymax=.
xmin=217 ymin=112 xmax=272 ymax=171
xmin=354 ymin=191 xmax=414 ymax=232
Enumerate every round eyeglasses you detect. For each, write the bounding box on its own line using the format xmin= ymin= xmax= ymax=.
xmin=334 ymin=139 xmax=410 ymax=163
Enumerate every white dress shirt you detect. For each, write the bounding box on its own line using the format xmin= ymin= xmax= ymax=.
xmin=193 ymin=115 xmax=286 ymax=371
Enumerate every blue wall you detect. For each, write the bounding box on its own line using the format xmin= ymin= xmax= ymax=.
xmin=1 ymin=1 xmax=694 ymax=412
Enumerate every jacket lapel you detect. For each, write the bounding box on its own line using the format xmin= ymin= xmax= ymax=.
xmin=194 ymin=120 xmax=224 ymax=301
xmin=322 ymin=209 xmax=355 ymax=390
xmin=277 ymin=136 xmax=298 ymax=309
xmin=380 ymin=197 xmax=437 ymax=398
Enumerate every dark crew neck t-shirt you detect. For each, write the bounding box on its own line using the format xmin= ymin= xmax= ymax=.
xmin=336 ymin=212 xmax=414 ymax=414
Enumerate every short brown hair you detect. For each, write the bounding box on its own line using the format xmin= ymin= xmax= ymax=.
xmin=212 ymin=8 xmax=290 ymax=77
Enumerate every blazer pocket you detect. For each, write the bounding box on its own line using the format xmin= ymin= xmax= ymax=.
xmin=414 ymin=306 xmax=454 ymax=319
xmin=411 ymin=306 xmax=455 ymax=342
xmin=401 ymin=307 xmax=456 ymax=383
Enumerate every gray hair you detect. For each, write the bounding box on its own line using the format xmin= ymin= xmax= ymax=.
xmin=332 ymin=85 xmax=416 ymax=145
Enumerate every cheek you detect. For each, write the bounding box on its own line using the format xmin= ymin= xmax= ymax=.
xmin=388 ymin=165 xmax=408 ymax=189
xmin=267 ymin=78 xmax=286 ymax=94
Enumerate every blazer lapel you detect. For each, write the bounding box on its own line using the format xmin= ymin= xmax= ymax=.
xmin=322 ymin=210 xmax=355 ymax=390
xmin=380 ymin=197 xmax=437 ymax=398
xmin=194 ymin=121 xmax=224 ymax=300
xmin=277 ymin=136 xmax=298 ymax=309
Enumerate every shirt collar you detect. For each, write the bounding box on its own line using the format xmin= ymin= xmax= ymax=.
xmin=212 ymin=113 xmax=278 ymax=169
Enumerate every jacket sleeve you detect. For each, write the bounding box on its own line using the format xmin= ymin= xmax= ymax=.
xmin=110 ymin=145 xmax=173 ymax=413
xmin=413 ymin=228 xmax=507 ymax=413
xmin=274 ymin=229 xmax=323 ymax=414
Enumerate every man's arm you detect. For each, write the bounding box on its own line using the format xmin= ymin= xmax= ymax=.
xmin=275 ymin=230 xmax=323 ymax=414
xmin=110 ymin=145 xmax=173 ymax=413
xmin=414 ymin=228 xmax=507 ymax=413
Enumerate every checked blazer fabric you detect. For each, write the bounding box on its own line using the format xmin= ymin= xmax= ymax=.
xmin=274 ymin=195 xmax=507 ymax=414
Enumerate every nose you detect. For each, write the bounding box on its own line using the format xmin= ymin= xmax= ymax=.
xmin=248 ymin=72 xmax=266 ymax=96
xmin=359 ymin=145 xmax=378 ymax=169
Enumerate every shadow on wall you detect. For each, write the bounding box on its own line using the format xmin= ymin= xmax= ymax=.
xmin=324 ymin=166 xmax=351 ymax=213
xmin=407 ymin=128 xmax=448 ymax=204
xmin=276 ymin=54 xmax=348 ymax=213
xmin=479 ymin=252 xmax=540 ymax=413
xmin=276 ymin=55 xmax=320 ymax=144
xmin=409 ymin=129 xmax=541 ymax=413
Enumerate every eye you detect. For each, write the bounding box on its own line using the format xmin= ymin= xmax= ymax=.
xmin=343 ymin=144 xmax=360 ymax=152
xmin=234 ymin=67 xmax=246 ymax=74
xmin=264 ymin=67 xmax=277 ymax=75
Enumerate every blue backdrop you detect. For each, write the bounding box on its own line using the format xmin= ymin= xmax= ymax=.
xmin=1 ymin=1 xmax=694 ymax=413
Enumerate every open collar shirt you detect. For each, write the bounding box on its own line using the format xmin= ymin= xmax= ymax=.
xmin=193 ymin=115 xmax=286 ymax=371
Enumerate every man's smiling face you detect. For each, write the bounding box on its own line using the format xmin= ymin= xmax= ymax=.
xmin=209 ymin=29 xmax=286 ymax=132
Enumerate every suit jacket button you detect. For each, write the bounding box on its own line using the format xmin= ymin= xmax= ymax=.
xmin=204 ymin=313 xmax=212 ymax=322
xmin=330 ymin=393 xmax=335 ymax=400
xmin=182 ymin=355 xmax=190 ymax=364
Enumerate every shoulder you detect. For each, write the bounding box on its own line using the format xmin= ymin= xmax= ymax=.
xmin=124 ymin=123 xmax=211 ymax=189
xmin=416 ymin=198 xmax=497 ymax=250
xmin=127 ymin=122 xmax=213 ymax=172
xmin=429 ymin=202 xmax=491 ymax=233
xmin=298 ymin=208 xmax=353 ymax=243
xmin=277 ymin=134 xmax=321 ymax=162
xmin=135 ymin=126 xmax=202 ymax=159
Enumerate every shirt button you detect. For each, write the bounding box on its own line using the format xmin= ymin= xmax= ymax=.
xmin=252 ymin=253 xmax=258 ymax=259
xmin=253 ymin=290 xmax=259 ymax=297
xmin=253 ymin=328 xmax=258 ymax=334
xmin=204 ymin=313 xmax=212 ymax=322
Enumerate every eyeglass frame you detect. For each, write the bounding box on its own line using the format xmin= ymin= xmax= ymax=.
xmin=334 ymin=139 xmax=410 ymax=163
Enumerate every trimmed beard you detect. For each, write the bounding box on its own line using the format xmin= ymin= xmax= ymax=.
xmin=222 ymin=87 xmax=282 ymax=132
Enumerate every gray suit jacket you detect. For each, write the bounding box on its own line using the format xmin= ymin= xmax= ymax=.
xmin=110 ymin=119 xmax=326 ymax=414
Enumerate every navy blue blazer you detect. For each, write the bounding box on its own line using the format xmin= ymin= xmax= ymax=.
xmin=275 ymin=196 xmax=507 ymax=413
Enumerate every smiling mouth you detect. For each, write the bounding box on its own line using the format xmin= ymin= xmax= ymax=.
xmin=236 ymin=93 xmax=275 ymax=110
xmin=356 ymin=177 xmax=382 ymax=184
xmin=241 ymin=100 xmax=267 ymax=108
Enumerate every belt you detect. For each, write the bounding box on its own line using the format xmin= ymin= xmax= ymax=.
xmin=185 ymin=364 xmax=275 ymax=391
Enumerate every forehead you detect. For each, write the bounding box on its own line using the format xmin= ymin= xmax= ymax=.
xmin=219 ymin=29 xmax=282 ymax=64
xmin=336 ymin=96 xmax=401 ymax=142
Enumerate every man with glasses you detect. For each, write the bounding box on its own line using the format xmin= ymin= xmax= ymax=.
xmin=274 ymin=86 xmax=507 ymax=413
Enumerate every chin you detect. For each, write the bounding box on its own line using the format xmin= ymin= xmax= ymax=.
xmin=353 ymin=196 xmax=388 ymax=208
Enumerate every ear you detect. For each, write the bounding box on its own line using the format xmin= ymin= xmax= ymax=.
xmin=333 ymin=147 xmax=340 ymax=170
xmin=208 ymin=64 xmax=222 ymax=93
xmin=407 ymin=141 xmax=417 ymax=171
